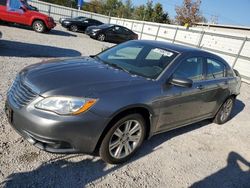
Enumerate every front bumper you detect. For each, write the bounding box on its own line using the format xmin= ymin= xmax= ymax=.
xmin=61 ymin=22 xmax=70 ymax=29
xmin=88 ymin=32 xmax=98 ymax=39
xmin=5 ymin=96 xmax=110 ymax=154
xmin=47 ymin=21 xmax=56 ymax=29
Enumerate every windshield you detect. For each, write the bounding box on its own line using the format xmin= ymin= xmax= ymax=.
xmin=74 ymin=16 xmax=86 ymax=21
xmin=98 ymin=24 xmax=113 ymax=29
xmin=96 ymin=41 xmax=179 ymax=79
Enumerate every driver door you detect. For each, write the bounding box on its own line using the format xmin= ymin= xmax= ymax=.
xmin=106 ymin=26 xmax=123 ymax=43
xmin=4 ymin=0 xmax=28 ymax=24
xmin=157 ymin=57 xmax=207 ymax=131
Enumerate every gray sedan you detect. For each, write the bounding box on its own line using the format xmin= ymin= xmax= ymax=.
xmin=5 ymin=40 xmax=241 ymax=164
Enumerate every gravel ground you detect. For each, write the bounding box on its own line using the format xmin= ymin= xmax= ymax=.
xmin=0 ymin=24 xmax=250 ymax=188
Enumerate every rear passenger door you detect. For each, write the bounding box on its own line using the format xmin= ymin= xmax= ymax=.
xmin=106 ymin=26 xmax=123 ymax=43
xmin=79 ymin=18 xmax=92 ymax=30
xmin=199 ymin=58 xmax=231 ymax=116
xmin=119 ymin=27 xmax=133 ymax=42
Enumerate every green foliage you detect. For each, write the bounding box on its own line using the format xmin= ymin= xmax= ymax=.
xmin=40 ymin=0 xmax=76 ymax=8
xmin=41 ymin=0 xmax=171 ymax=24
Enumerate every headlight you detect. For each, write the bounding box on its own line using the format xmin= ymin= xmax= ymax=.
xmin=63 ymin=21 xmax=70 ymax=25
xmin=35 ymin=96 xmax=98 ymax=115
xmin=92 ymin=29 xmax=100 ymax=32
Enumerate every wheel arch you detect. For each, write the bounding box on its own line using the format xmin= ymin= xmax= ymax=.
xmin=94 ymin=105 xmax=153 ymax=154
xmin=213 ymin=94 xmax=237 ymax=118
xmin=31 ymin=18 xmax=46 ymax=27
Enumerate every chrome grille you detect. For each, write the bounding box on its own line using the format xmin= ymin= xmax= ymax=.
xmin=8 ymin=76 xmax=38 ymax=108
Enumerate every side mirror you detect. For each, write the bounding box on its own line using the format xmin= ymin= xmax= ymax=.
xmin=170 ymin=77 xmax=193 ymax=88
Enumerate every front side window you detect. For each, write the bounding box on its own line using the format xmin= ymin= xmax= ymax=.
xmin=206 ymin=58 xmax=226 ymax=79
xmin=7 ymin=0 xmax=22 ymax=12
xmin=96 ymin=41 xmax=178 ymax=79
xmin=173 ymin=57 xmax=203 ymax=81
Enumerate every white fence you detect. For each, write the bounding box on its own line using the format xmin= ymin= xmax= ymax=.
xmin=30 ymin=0 xmax=250 ymax=83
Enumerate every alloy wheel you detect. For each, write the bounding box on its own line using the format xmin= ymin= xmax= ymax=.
xmin=98 ymin=34 xmax=105 ymax=41
xmin=34 ymin=22 xmax=43 ymax=32
xmin=70 ymin=25 xmax=78 ymax=32
xmin=220 ymin=98 xmax=233 ymax=122
xmin=108 ymin=120 xmax=142 ymax=159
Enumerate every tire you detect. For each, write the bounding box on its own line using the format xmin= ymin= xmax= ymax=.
xmin=213 ymin=96 xmax=235 ymax=124
xmin=45 ymin=28 xmax=51 ymax=32
xmin=70 ymin=25 xmax=78 ymax=32
xmin=99 ymin=114 xmax=146 ymax=164
xmin=32 ymin=20 xmax=46 ymax=33
xmin=97 ymin=33 xmax=106 ymax=41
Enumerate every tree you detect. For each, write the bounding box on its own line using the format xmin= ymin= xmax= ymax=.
xmin=133 ymin=5 xmax=146 ymax=20
xmin=123 ymin=0 xmax=133 ymax=18
xmin=144 ymin=0 xmax=153 ymax=21
xmin=152 ymin=3 xmax=170 ymax=23
xmin=175 ymin=0 xmax=205 ymax=26
xmin=82 ymin=0 xmax=103 ymax=13
xmin=103 ymin=0 xmax=123 ymax=16
xmin=41 ymin=0 xmax=172 ymax=24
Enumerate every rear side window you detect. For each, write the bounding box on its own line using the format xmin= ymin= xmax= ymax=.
xmin=173 ymin=57 xmax=203 ymax=81
xmin=122 ymin=27 xmax=132 ymax=34
xmin=206 ymin=58 xmax=226 ymax=79
xmin=0 ymin=0 xmax=7 ymax=5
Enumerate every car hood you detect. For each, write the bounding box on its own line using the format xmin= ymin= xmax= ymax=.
xmin=20 ymin=57 xmax=145 ymax=97
xmin=86 ymin=25 xmax=97 ymax=30
xmin=62 ymin=18 xmax=79 ymax=22
xmin=29 ymin=10 xmax=49 ymax=18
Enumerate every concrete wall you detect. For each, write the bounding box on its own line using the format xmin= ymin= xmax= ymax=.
xmin=195 ymin=25 xmax=250 ymax=37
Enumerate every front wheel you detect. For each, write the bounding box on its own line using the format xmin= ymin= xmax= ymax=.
xmin=32 ymin=20 xmax=46 ymax=33
xmin=70 ymin=25 xmax=78 ymax=32
xmin=213 ymin=97 xmax=235 ymax=124
xmin=97 ymin=33 xmax=106 ymax=41
xmin=99 ymin=114 xmax=146 ymax=164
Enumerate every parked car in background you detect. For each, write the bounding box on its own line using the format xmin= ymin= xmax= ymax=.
xmin=59 ymin=16 xmax=86 ymax=24
xmin=61 ymin=17 xmax=103 ymax=32
xmin=0 ymin=31 xmax=2 ymax=38
xmin=5 ymin=40 xmax=241 ymax=164
xmin=0 ymin=0 xmax=56 ymax=32
xmin=86 ymin=24 xmax=138 ymax=43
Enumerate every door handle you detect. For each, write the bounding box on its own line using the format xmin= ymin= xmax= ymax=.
xmin=196 ymin=85 xmax=204 ymax=90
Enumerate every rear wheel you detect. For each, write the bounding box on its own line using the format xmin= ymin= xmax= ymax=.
xmin=97 ymin=33 xmax=106 ymax=41
xmin=99 ymin=114 xmax=146 ymax=164
xmin=213 ymin=97 xmax=235 ymax=124
xmin=32 ymin=20 xmax=46 ymax=33
xmin=70 ymin=25 xmax=78 ymax=32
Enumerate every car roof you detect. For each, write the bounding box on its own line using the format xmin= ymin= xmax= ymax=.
xmin=135 ymin=40 xmax=204 ymax=53
xmin=137 ymin=40 xmax=228 ymax=64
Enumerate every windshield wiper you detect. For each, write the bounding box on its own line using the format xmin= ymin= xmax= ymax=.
xmin=93 ymin=56 xmax=140 ymax=76
xmin=107 ymin=63 xmax=131 ymax=74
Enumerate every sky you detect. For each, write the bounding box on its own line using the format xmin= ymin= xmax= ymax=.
xmin=133 ymin=0 xmax=250 ymax=27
